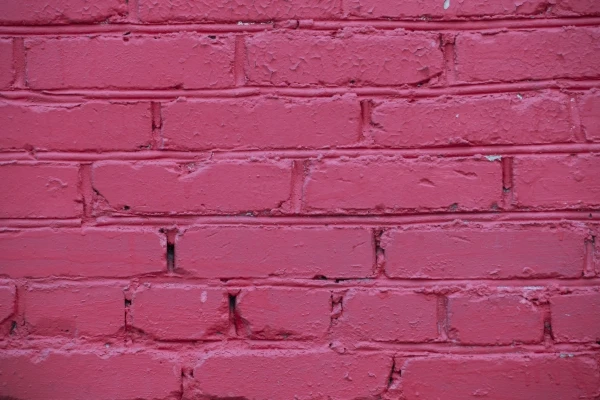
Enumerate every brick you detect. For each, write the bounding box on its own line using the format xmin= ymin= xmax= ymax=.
xmin=384 ymin=225 xmax=585 ymax=279
xmin=190 ymin=351 xmax=392 ymax=399
xmin=236 ymin=288 xmax=331 ymax=339
xmin=346 ymin=0 xmax=548 ymax=18
xmin=0 ymin=0 xmax=126 ymax=24
xmin=448 ymin=294 xmax=544 ymax=345
xmin=92 ymin=161 xmax=291 ymax=214
xmin=551 ymin=292 xmax=600 ymax=343
xmin=0 ymin=164 xmax=81 ymax=218
xmin=178 ymin=227 xmax=374 ymax=278
xmin=371 ymin=92 xmax=575 ymax=148
xmin=22 ymin=284 xmax=124 ymax=337
xmin=579 ymin=89 xmax=600 ymax=141
xmin=162 ymin=95 xmax=360 ymax=150
xmin=554 ymin=0 xmax=600 ymax=15
xmin=0 ymin=39 xmax=13 ymax=89
xmin=26 ymin=34 xmax=235 ymax=89
xmin=246 ymin=31 xmax=443 ymax=87
xmin=0 ymin=351 xmax=180 ymax=400
xmin=0 ymin=285 xmax=15 ymax=323
xmin=0 ymin=102 xmax=152 ymax=151
xmin=130 ymin=285 xmax=229 ymax=340
xmin=139 ymin=0 xmax=341 ymax=22
xmin=304 ymin=157 xmax=502 ymax=213
xmin=514 ymin=155 xmax=600 ymax=209
xmin=400 ymin=355 xmax=600 ymax=400
xmin=335 ymin=290 xmax=438 ymax=342
xmin=0 ymin=228 xmax=164 ymax=278
xmin=456 ymin=28 xmax=600 ymax=83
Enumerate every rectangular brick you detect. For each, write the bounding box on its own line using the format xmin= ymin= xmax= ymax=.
xmin=514 ymin=155 xmax=600 ymax=209
xmin=26 ymin=34 xmax=235 ymax=89
xmin=456 ymin=28 xmax=600 ymax=83
xmin=448 ymin=294 xmax=544 ymax=345
xmin=0 ymin=351 xmax=180 ymax=400
xmin=579 ymin=89 xmax=600 ymax=141
xmin=21 ymin=284 xmax=124 ymax=337
xmin=0 ymin=228 xmax=164 ymax=278
xmin=335 ymin=290 xmax=438 ymax=342
xmin=139 ymin=0 xmax=341 ymax=22
xmin=91 ymin=161 xmax=291 ymax=215
xmin=371 ymin=92 xmax=575 ymax=148
xmin=304 ymin=157 xmax=502 ymax=213
xmin=346 ymin=0 xmax=548 ymax=18
xmin=177 ymin=227 xmax=374 ymax=279
xmin=0 ymin=39 xmax=13 ymax=89
xmin=384 ymin=225 xmax=586 ymax=279
xmin=190 ymin=351 xmax=392 ymax=399
xmin=130 ymin=285 xmax=229 ymax=340
xmin=400 ymin=355 xmax=600 ymax=400
xmin=0 ymin=163 xmax=81 ymax=218
xmin=236 ymin=288 xmax=331 ymax=339
xmin=162 ymin=95 xmax=360 ymax=150
xmin=0 ymin=0 xmax=126 ymax=24
xmin=551 ymin=292 xmax=600 ymax=343
xmin=0 ymin=101 xmax=152 ymax=151
xmin=246 ymin=31 xmax=443 ymax=86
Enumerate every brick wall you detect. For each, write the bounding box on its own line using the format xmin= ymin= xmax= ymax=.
xmin=0 ymin=1 xmax=600 ymax=399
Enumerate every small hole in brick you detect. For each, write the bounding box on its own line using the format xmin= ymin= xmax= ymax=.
xmin=349 ymin=79 xmax=355 ymax=84
xmin=313 ymin=275 xmax=327 ymax=280
xmin=9 ymin=321 xmax=17 ymax=335
xmin=123 ymin=205 xmax=130 ymax=211
xmin=208 ymin=35 xmax=216 ymax=39
xmin=228 ymin=294 xmax=237 ymax=313
xmin=167 ymin=242 xmax=175 ymax=271
xmin=125 ymin=299 xmax=132 ymax=307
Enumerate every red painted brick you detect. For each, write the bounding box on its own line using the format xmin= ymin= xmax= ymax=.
xmin=26 ymin=34 xmax=235 ymax=89
xmin=551 ymin=292 xmax=600 ymax=343
xmin=246 ymin=31 xmax=443 ymax=87
xmin=0 ymin=0 xmax=126 ymax=24
xmin=579 ymin=90 xmax=600 ymax=142
xmin=304 ymin=157 xmax=502 ymax=213
xmin=130 ymin=285 xmax=229 ymax=340
xmin=0 ymin=39 xmax=13 ymax=89
xmin=91 ymin=160 xmax=291 ymax=215
xmin=0 ymin=285 xmax=15 ymax=323
xmin=371 ymin=92 xmax=575 ymax=147
xmin=384 ymin=225 xmax=585 ymax=279
xmin=139 ymin=0 xmax=341 ymax=22
xmin=0 ymin=164 xmax=81 ymax=218
xmin=554 ymin=0 xmax=600 ymax=15
xmin=0 ymin=351 xmax=180 ymax=400
xmin=346 ymin=0 xmax=548 ymax=19
xmin=448 ymin=294 xmax=544 ymax=345
xmin=190 ymin=351 xmax=392 ymax=399
xmin=400 ymin=355 xmax=600 ymax=400
xmin=177 ymin=227 xmax=374 ymax=278
xmin=514 ymin=155 xmax=600 ymax=209
xmin=0 ymin=102 xmax=152 ymax=151
xmin=162 ymin=95 xmax=360 ymax=150
xmin=0 ymin=228 xmax=163 ymax=278
xmin=335 ymin=290 xmax=438 ymax=342
xmin=456 ymin=28 xmax=600 ymax=83
xmin=236 ymin=288 xmax=331 ymax=339
xmin=22 ymin=284 xmax=124 ymax=337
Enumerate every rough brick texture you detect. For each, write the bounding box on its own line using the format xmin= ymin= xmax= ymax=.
xmin=1 ymin=0 xmax=599 ymax=398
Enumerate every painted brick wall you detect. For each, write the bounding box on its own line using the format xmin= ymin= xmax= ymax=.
xmin=0 ymin=1 xmax=599 ymax=399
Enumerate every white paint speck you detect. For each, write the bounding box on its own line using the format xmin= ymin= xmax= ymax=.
xmin=517 ymin=93 xmax=523 ymax=100
xmin=444 ymin=0 xmax=450 ymax=10
xmin=455 ymin=114 xmax=459 ymax=118
xmin=485 ymin=155 xmax=502 ymax=161
xmin=201 ymin=291 xmax=207 ymax=303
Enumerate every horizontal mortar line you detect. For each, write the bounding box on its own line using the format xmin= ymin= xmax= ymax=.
xmin=2 ymin=79 xmax=600 ymax=100
xmin=0 ymin=16 xmax=599 ymax=35
xmin=10 ymin=277 xmax=600 ymax=288
xmin=0 ymin=340 xmax=596 ymax=355
xmin=1 ymin=210 xmax=598 ymax=229
xmin=0 ymin=144 xmax=599 ymax=163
